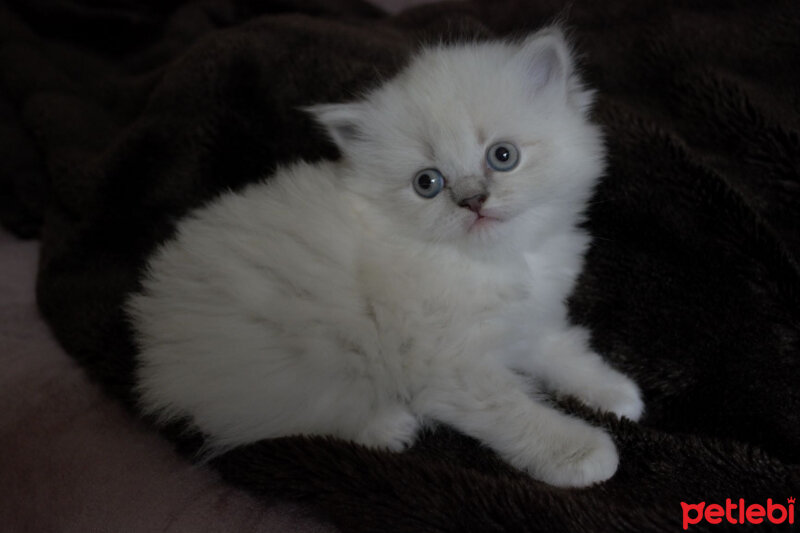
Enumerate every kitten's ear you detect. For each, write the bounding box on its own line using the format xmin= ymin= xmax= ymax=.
xmin=516 ymin=27 xmax=594 ymax=112
xmin=517 ymin=27 xmax=573 ymax=98
xmin=305 ymin=102 xmax=367 ymax=154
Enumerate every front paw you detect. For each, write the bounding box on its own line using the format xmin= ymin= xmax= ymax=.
xmin=530 ymin=423 xmax=619 ymax=488
xmin=579 ymin=372 xmax=644 ymax=422
xmin=354 ymin=408 xmax=420 ymax=452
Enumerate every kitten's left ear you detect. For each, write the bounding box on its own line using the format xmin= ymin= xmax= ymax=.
xmin=516 ymin=27 xmax=593 ymax=111
xmin=305 ymin=102 xmax=367 ymax=155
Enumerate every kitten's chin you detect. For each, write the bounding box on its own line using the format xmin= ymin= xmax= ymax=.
xmin=468 ymin=215 xmax=501 ymax=232
xmin=465 ymin=212 xmax=507 ymax=237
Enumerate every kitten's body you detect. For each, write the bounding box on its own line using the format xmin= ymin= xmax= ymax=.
xmin=129 ymin=29 xmax=643 ymax=488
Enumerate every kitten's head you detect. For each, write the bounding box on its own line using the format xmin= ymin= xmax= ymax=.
xmin=308 ymin=27 xmax=604 ymax=248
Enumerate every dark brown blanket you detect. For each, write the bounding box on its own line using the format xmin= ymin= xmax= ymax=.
xmin=2 ymin=1 xmax=798 ymax=531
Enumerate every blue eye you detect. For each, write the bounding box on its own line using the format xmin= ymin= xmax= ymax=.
xmin=486 ymin=142 xmax=519 ymax=171
xmin=412 ymin=168 xmax=445 ymax=198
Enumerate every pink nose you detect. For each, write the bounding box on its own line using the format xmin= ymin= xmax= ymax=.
xmin=457 ymin=194 xmax=488 ymax=213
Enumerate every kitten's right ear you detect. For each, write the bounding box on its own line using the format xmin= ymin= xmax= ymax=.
xmin=305 ymin=103 xmax=366 ymax=155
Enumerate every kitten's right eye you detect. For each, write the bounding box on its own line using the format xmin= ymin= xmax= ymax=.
xmin=412 ymin=169 xmax=445 ymax=198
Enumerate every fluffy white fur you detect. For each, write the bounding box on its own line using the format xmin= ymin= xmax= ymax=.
xmin=128 ymin=28 xmax=643 ymax=488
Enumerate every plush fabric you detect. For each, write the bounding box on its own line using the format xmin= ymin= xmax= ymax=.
xmin=1 ymin=0 xmax=798 ymax=531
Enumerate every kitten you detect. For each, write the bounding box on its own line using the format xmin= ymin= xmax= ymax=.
xmin=128 ymin=27 xmax=644 ymax=488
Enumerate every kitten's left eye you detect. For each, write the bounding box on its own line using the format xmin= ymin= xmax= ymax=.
xmin=412 ymin=168 xmax=445 ymax=198
xmin=486 ymin=142 xmax=520 ymax=171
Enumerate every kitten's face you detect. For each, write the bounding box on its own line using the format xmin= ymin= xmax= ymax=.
xmin=310 ymin=29 xmax=604 ymax=247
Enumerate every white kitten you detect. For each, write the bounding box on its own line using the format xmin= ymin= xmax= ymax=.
xmin=128 ymin=27 xmax=644 ymax=488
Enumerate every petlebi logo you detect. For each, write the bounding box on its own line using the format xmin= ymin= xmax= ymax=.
xmin=681 ymin=497 xmax=795 ymax=529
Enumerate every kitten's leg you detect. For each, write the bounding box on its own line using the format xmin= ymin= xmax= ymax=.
xmin=527 ymin=326 xmax=644 ymax=421
xmin=413 ymin=362 xmax=618 ymax=487
xmin=354 ymin=404 xmax=420 ymax=452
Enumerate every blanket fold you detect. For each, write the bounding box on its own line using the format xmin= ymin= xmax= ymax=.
xmin=2 ymin=0 xmax=798 ymax=531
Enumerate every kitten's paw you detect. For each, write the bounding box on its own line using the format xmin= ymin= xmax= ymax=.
xmin=534 ymin=425 xmax=619 ymax=488
xmin=579 ymin=372 xmax=644 ymax=422
xmin=355 ymin=408 xmax=420 ymax=452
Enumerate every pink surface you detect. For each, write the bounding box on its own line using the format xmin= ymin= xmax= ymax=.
xmin=0 ymin=229 xmax=338 ymax=533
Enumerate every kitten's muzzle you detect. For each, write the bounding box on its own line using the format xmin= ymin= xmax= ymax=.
xmin=457 ymin=193 xmax=488 ymax=213
xmin=450 ymin=176 xmax=489 ymax=213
